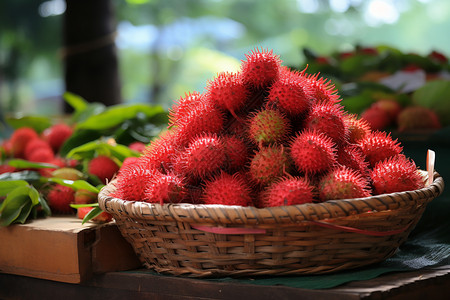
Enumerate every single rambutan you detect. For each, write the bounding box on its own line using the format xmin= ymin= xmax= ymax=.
xmin=88 ymin=155 xmax=120 ymax=184
xmin=249 ymin=145 xmax=291 ymax=186
xmin=358 ymin=131 xmax=403 ymax=168
xmin=28 ymin=147 xmax=54 ymax=163
xmin=337 ymin=145 xmax=370 ymax=176
xmin=222 ymin=135 xmax=249 ymax=172
xmin=289 ymin=129 xmax=337 ymax=175
xmin=10 ymin=127 xmax=39 ymax=158
xmin=47 ymin=184 xmax=75 ymax=214
xmin=145 ymin=172 xmax=186 ymax=205
xmin=24 ymin=138 xmax=53 ymax=161
xmin=141 ymin=129 xmax=180 ymax=173
xmin=318 ymin=166 xmax=371 ymax=201
xmin=43 ymin=123 xmax=73 ymax=152
xmin=77 ymin=207 xmax=112 ymax=223
xmin=205 ymin=71 xmax=249 ymax=117
xmin=168 ymin=91 xmax=207 ymax=127
xmin=202 ymin=172 xmax=253 ymax=206
xmin=372 ymin=99 xmax=402 ymax=121
xmin=371 ymin=155 xmax=424 ymax=195
xmin=303 ymin=73 xmax=341 ymax=104
xmin=241 ymin=48 xmax=282 ymax=88
xmin=343 ymin=114 xmax=371 ymax=144
xmin=260 ymin=176 xmax=314 ymax=207
xmin=361 ymin=105 xmax=392 ymax=131
xmin=247 ymin=108 xmax=291 ymax=146
xmin=177 ymin=134 xmax=226 ymax=180
xmin=304 ymin=102 xmax=349 ymax=145
xmin=174 ymin=101 xmax=225 ymax=146
xmin=267 ymin=69 xmax=311 ymax=116
xmin=111 ymin=162 xmax=158 ymax=201
xmin=397 ymin=106 xmax=441 ymax=132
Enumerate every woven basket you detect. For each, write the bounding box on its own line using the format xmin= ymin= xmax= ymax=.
xmin=98 ymin=171 xmax=444 ymax=278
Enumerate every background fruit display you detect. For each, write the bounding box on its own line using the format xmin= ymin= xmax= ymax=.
xmin=0 ymin=94 xmax=167 ymax=226
xmin=295 ymin=45 xmax=450 ymax=132
xmin=110 ymin=48 xmax=426 ymax=209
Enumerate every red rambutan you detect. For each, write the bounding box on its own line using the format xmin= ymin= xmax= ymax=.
xmin=249 ymin=145 xmax=291 ymax=186
xmin=88 ymin=155 xmax=120 ymax=184
xmin=397 ymin=106 xmax=441 ymax=132
xmin=247 ymin=108 xmax=291 ymax=146
xmin=241 ymin=48 xmax=282 ymax=88
xmin=205 ymin=71 xmax=249 ymax=116
xmin=145 ymin=172 xmax=186 ymax=205
xmin=303 ymin=73 xmax=341 ymax=104
xmin=168 ymin=92 xmax=207 ymax=127
xmin=343 ymin=114 xmax=371 ymax=144
xmin=337 ymin=145 xmax=370 ymax=176
xmin=361 ymin=105 xmax=392 ymax=131
xmin=222 ymin=135 xmax=249 ymax=172
xmin=43 ymin=123 xmax=73 ymax=152
xmin=260 ymin=176 xmax=314 ymax=207
xmin=24 ymin=138 xmax=53 ymax=161
xmin=304 ymin=102 xmax=349 ymax=145
xmin=358 ymin=131 xmax=403 ymax=168
xmin=10 ymin=127 xmax=39 ymax=158
xmin=289 ymin=129 xmax=337 ymax=175
xmin=318 ymin=166 xmax=371 ymax=201
xmin=47 ymin=184 xmax=75 ymax=214
xmin=202 ymin=172 xmax=253 ymax=206
xmin=371 ymin=155 xmax=424 ymax=195
xmin=141 ymin=129 xmax=180 ymax=173
xmin=27 ymin=147 xmax=54 ymax=163
xmin=112 ymin=162 xmax=158 ymax=201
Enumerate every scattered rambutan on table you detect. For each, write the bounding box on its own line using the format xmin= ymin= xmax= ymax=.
xmin=99 ymin=48 xmax=444 ymax=278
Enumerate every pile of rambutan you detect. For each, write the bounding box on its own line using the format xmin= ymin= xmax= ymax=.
xmin=111 ymin=48 xmax=425 ymax=208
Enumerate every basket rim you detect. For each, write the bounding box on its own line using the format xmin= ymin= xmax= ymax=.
xmin=98 ymin=171 xmax=444 ymax=225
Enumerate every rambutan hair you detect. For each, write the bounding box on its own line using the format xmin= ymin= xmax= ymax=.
xmin=358 ymin=131 xmax=403 ymax=168
xmin=241 ymin=47 xmax=282 ymax=89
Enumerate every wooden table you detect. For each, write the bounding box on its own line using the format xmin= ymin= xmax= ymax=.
xmin=1 ymin=264 xmax=449 ymax=299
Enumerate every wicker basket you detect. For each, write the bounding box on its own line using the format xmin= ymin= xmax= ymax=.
xmin=98 ymin=171 xmax=444 ymax=278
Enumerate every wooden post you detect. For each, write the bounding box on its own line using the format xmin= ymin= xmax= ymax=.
xmin=62 ymin=0 xmax=121 ymax=112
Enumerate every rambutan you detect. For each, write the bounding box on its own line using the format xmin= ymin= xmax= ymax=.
xmin=318 ymin=166 xmax=371 ymax=201
xmin=202 ymin=172 xmax=253 ymax=206
xmin=88 ymin=155 xmax=120 ymax=184
xmin=247 ymin=108 xmax=291 ymax=146
xmin=145 ymin=172 xmax=186 ymax=205
xmin=222 ymin=135 xmax=249 ymax=172
xmin=24 ymin=138 xmax=53 ymax=160
xmin=141 ymin=129 xmax=180 ymax=173
xmin=303 ymin=73 xmax=341 ymax=104
xmin=304 ymin=102 xmax=349 ymax=145
xmin=43 ymin=123 xmax=73 ymax=152
xmin=397 ymin=106 xmax=441 ymax=132
xmin=77 ymin=207 xmax=112 ymax=223
xmin=371 ymin=155 xmax=424 ymax=195
xmin=168 ymin=91 xmax=206 ymax=127
xmin=205 ymin=71 xmax=249 ymax=116
xmin=343 ymin=114 xmax=371 ymax=144
xmin=177 ymin=134 xmax=226 ymax=180
xmin=361 ymin=105 xmax=392 ymax=131
xmin=47 ymin=184 xmax=75 ymax=214
xmin=337 ymin=145 xmax=370 ymax=176
xmin=10 ymin=127 xmax=39 ymax=158
xmin=28 ymin=147 xmax=54 ymax=163
xmin=0 ymin=165 xmax=16 ymax=174
xmin=372 ymin=99 xmax=402 ymax=121
xmin=174 ymin=100 xmax=225 ymax=146
xmin=289 ymin=129 xmax=337 ymax=175
xmin=358 ymin=131 xmax=403 ymax=168
xmin=241 ymin=48 xmax=282 ymax=88
xmin=112 ymin=162 xmax=158 ymax=201
xmin=267 ymin=69 xmax=311 ymax=116
xmin=249 ymin=145 xmax=290 ymax=186
xmin=260 ymin=176 xmax=314 ymax=207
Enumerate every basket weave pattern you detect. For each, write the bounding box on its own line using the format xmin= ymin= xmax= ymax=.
xmin=98 ymin=172 xmax=444 ymax=277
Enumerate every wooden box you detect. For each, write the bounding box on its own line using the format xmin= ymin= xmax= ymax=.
xmin=0 ymin=216 xmax=141 ymax=283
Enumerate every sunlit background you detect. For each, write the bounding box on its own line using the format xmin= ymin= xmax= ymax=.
xmin=1 ymin=0 xmax=449 ymax=116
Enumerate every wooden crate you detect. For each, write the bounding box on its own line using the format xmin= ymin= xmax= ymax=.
xmin=0 ymin=216 xmax=141 ymax=283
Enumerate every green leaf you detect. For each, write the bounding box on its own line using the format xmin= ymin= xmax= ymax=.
xmin=47 ymin=178 xmax=100 ymax=193
xmin=70 ymin=203 xmax=99 ymax=209
xmin=82 ymin=206 xmax=104 ymax=224
xmin=76 ymin=104 xmax=165 ymax=131
xmin=8 ymin=159 xmax=59 ymax=169
xmin=413 ymin=80 xmax=450 ymax=126
xmin=0 ymin=170 xmax=42 ymax=182
xmin=59 ymin=129 xmax=103 ymax=158
xmin=63 ymin=92 xmax=88 ymax=112
xmin=14 ymin=201 xmax=33 ymax=224
xmin=0 ymin=186 xmax=32 ymax=226
xmin=38 ymin=193 xmax=52 ymax=216
xmin=28 ymin=187 xmax=41 ymax=206
xmin=0 ymin=180 xmax=29 ymax=197
xmin=5 ymin=116 xmax=52 ymax=133
xmin=66 ymin=140 xmax=139 ymax=161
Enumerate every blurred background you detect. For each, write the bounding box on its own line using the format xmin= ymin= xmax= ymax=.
xmin=1 ymin=0 xmax=449 ymax=116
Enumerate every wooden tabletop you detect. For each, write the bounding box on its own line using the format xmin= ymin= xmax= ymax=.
xmin=1 ymin=264 xmax=449 ymax=299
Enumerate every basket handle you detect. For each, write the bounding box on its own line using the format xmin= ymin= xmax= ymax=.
xmin=192 ymin=221 xmax=410 ymax=236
